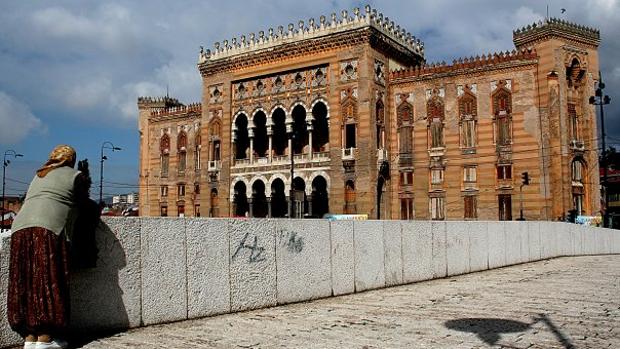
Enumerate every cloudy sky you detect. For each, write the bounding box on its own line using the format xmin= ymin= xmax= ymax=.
xmin=0 ymin=0 xmax=618 ymax=198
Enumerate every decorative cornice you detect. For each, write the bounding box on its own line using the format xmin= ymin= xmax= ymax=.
xmin=148 ymin=103 xmax=202 ymax=122
xmin=198 ymin=5 xmax=424 ymax=75
xmin=513 ymin=18 xmax=600 ymax=48
xmin=390 ymin=48 xmax=537 ymax=83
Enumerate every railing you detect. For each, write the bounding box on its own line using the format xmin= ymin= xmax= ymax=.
xmin=272 ymin=155 xmax=288 ymax=164
xmin=208 ymin=160 xmax=222 ymax=171
xmin=313 ymin=151 xmax=330 ymax=160
xmin=377 ymin=148 xmax=388 ymax=163
xmin=342 ymin=147 xmax=356 ymax=160
xmin=398 ymin=152 xmax=413 ymax=168
xmin=294 ymin=153 xmax=308 ymax=161
xmin=256 ymin=157 xmax=269 ymax=165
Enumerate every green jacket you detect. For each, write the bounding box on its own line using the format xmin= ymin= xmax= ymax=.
xmin=11 ymin=166 xmax=81 ymax=238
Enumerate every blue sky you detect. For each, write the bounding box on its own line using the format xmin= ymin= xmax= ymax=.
xmin=1 ymin=0 xmax=619 ymax=198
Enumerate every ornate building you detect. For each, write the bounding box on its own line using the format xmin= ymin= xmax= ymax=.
xmin=138 ymin=7 xmax=601 ymax=221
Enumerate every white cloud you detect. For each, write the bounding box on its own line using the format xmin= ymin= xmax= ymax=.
xmin=0 ymin=92 xmax=45 ymax=144
xmin=65 ymin=78 xmax=112 ymax=108
xmin=111 ymin=81 xmax=165 ymax=122
xmin=30 ymin=4 xmax=135 ymax=52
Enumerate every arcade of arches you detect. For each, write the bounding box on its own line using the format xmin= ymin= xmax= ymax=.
xmin=232 ymin=175 xmax=329 ymax=218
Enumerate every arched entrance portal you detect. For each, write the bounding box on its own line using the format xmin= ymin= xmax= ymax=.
xmin=233 ymin=181 xmax=248 ymax=217
xmin=311 ymin=176 xmax=329 ymax=218
xmin=271 ymin=179 xmax=287 ymax=218
xmin=251 ymin=180 xmax=267 ymax=217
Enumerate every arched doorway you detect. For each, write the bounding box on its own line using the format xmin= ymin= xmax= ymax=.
xmin=312 ymin=176 xmax=329 ymax=218
xmin=233 ymin=181 xmax=248 ymax=217
xmin=209 ymin=188 xmax=219 ymax=217
xmin=344 ymin=180 xmax=356 ymax=214
xmin=252 ymin=180 xmax=267 ymax=217
xmin=271 ymin=179 xmax=287 ymax=218
xmin=292 ymin=177 xmax=306 ymax=218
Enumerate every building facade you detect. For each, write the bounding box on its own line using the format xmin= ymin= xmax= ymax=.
xmin=138 ymin=7 xmax=601 ymax=221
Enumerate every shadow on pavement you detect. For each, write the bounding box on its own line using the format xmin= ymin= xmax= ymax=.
xmin=445 ymin=318 xmax=530 ymax=345
xmin=445 ymin=314 xmax=575 ymax=348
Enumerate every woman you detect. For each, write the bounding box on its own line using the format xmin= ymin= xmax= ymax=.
xmin=7 ymin=145 xmax=89 ymax=349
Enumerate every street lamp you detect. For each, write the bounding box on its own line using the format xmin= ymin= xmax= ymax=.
xmin=99 ymin=141 xmax=122 ymax=206
xmin=2 ymin=150 xmax=24 ymax=229
xmin=589 ymin=72 xmax=612 ymax=227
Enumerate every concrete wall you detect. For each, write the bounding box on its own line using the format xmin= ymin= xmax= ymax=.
xmin=2 ymin=219 xmax=619 ymax=347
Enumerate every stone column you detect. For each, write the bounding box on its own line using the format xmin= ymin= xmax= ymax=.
xmin=249 ymin=134 xmax=254 ymax=163
xmin=267 ymin=121 xmax=273 ymax=163
xmin=248 ymin=198 xmax=254 ymax=218
xmin=267 ymin=197 xmax=272 ymax=218
xmin=286 ymin=195 xmax=292 ymax=218
xmin=307 ymin=193 xmax=313 ymax=218
xmin=308 ymin=124 xmax=313 ymax=160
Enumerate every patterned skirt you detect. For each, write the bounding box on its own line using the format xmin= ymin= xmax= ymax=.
xmin=7 ymin=227 xmax=70 ymax=337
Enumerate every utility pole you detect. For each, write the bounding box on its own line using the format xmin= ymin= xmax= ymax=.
xmin=2 ymin=150 xmax=23 ymax=230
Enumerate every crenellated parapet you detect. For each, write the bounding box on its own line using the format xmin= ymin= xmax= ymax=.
xmin=149 ymin=103 xmax=201 ymax=118
xmin=513 ymin=17 xmax=600 ymax=49
xmin=137 ymin=96 xmax=182 ymax=109
xmin=390 ymin=48 xmax=537 ymax=81
xmin=198 ymin=5 xmax=424 ymax=73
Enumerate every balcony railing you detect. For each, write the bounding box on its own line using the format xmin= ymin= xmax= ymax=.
xmin=313 ymin=151 xmax=330 ymax=160
xmin=272 ymin=155 xmax=288 ymax=164
xmin=398 ymin=152 xmax=413 ymax=168
xmin=342 ymin=147 xmax=355 ymax=160
xmin=208 ymin=160 xmax=221 ymax=171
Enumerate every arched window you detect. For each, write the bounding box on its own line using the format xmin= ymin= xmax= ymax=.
xmin=397 ymin=101 xmax=414 ymax=155
xmin=492 ymin=81 xmax=512 ymax=146
xmin=376 ymin=99 xmax=385 ymax=149
xmin=177 ymin=131 xmax=187 ymax=174
xmin=209 ymin=119 xmax=221 ymax=161
xmin=160 ymin=134 xmax=170 ymax=177
xmin=234 ymin=113 xmax=249 ymax=160
xmin=459 ymin=87 xmax=477 ymax=149
xmin=194 ymin=133 xmax=201 ymax=171
xmin=341 ymin=89 xmax=358 ymax=149
xmin=427 ymin=89 xmax=445 ymax=148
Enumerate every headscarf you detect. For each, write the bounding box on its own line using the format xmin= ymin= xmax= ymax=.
xmin=36 ymin=145 xmax=77 ymax=178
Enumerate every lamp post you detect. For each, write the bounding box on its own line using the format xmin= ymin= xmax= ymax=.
xmin=99 ymin=141 xmax=122 ymax=206
xmin=287 ymin=128 xmax=296 ymax=219
xmin=2 ymin=150 xmax=23 ymax=229
xmin=589 ymin=72 xmax=612 ymax=227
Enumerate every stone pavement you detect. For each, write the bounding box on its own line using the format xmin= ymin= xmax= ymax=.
xmin=66 ymin=255 xmax=620 ymax=348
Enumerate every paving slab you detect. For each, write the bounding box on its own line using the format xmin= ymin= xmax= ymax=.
xmin=78 ymin=255 xmax=620 ymax=349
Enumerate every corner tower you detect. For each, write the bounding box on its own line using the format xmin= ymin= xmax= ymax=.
xmin=514 ymin=18 xmax=601 ymax=219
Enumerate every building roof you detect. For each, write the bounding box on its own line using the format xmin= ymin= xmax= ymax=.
xmin=198 ymin=5 xmax=424 ymax=74
xmin=513 ymin=17 xmax=600 ymax=48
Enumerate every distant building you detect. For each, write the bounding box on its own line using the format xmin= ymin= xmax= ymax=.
xmin=0 ymin=195 xmax=23 ymax=214
xmin=138 ymin=6 xmax=602 ymax=220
